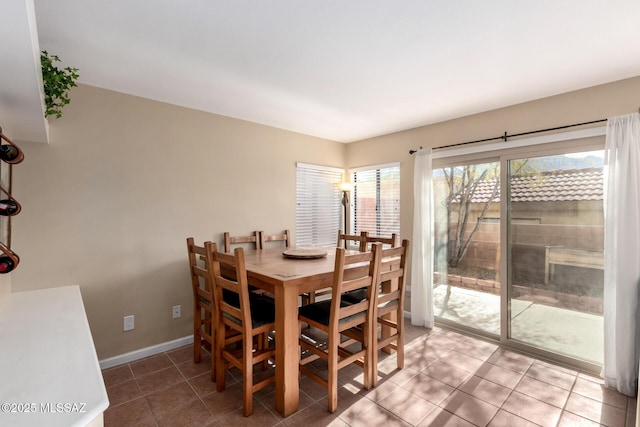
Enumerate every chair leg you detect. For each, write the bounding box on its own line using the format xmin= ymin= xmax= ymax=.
xmin=210 ymin=347 xmax=216 ymax=382
xmin=215 ymin=323 xmax=226 ymax=392
xmin=203 ymin=310 xmax=212 ymax=352
xmin=371 ymin=322 xmax=379 ymax=387
xmin=327 ymin=334 xmax=339 ymax=413
xmin=210 ymin=327 xmax=216 ymax=382
xmin=363 ymin=322 xmax=372 ymax=390
xmin=194 ymin=309 xmax=202 ymax=364
xmin=397 ymin=313 xmax=404 ymax=370
xmin=243 ymin=335 xmax=254 ymax=417
xmin=194 ymin=337 xmax=202 ymax=363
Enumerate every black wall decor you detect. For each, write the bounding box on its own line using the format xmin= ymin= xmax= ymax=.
xmin=0 ymin=127 xmax=24 ymax=273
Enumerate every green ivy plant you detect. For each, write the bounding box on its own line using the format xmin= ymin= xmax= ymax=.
xmin=40 ymin=51 xmax=79 ymax=119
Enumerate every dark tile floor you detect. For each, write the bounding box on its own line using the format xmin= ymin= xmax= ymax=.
xmin=102 ymin=320 xmax=636 ymax=426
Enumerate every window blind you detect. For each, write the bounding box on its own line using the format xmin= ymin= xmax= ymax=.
xmin=351 ymin=163 xmax=400 ymax=238
xmin=296 ymin=163 xmax=344 ymax=247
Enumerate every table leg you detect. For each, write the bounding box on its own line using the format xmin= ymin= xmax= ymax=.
xmin=274 ymin=285 xmax=300 ymax=417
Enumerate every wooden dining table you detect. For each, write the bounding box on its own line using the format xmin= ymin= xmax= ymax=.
xmin=240 ymin=246 xmax=352 ymax=417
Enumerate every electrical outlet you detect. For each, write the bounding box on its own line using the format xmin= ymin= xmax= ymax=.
xmin=123 ymin=315 xmax=134 ymax=331
xmin=172 ymin=305 xmax=181 ymax=319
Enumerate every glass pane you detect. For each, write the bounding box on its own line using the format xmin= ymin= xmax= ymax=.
xmin=508 ymin=151 xmax=604 ymax=364
xmin=433 ymin=161 xmax=500 ymax=335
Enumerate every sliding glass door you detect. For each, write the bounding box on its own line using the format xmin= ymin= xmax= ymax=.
xmin=431 ymin=136 xmax=604 ymax=367
xmin=507 ymin=150 xmax=604 ymax=364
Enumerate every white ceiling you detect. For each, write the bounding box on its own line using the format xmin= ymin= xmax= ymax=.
xmin=8 ymin=1 xmax=640 ymax=143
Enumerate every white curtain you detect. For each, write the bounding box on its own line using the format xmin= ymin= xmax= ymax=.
xmin=603 ymin=112 xmax=640 ymax=396
xmin=411 ymin=148 xmax=434 ymax=328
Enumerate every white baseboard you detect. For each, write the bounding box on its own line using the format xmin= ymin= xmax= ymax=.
xmin=99 ymin=335 xmax=194 ymax=370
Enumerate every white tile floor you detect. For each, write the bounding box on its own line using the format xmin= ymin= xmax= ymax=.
xmin=102 ymin=319 xmax=636 ymax=426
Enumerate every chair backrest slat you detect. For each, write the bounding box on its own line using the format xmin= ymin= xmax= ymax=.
xmin=261 ymin=229 xmax=290 ymax=249
xmin=337 ymin=230 xmax=368 ymax=251
xmin=363 ymin=233 xmax=397 ymax=251
xmin=340 ymin=300 xmax=368 ymax=318
xmin=223 ymin=231 xmax=261 ymax=252
xmin=342 ymin=276 xmax=373 ymax=293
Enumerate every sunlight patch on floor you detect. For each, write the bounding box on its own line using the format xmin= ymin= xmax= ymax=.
xmin=432 ymin=285 xmax=603 ymax=364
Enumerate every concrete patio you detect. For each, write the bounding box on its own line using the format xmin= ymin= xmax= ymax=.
xmin=431 ymin=285 xmax=604 ymax=364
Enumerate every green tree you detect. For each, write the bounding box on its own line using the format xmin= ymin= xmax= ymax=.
xmin=441 ymin=160 xmax=529 ymax=269
xmin=443 ymin=163 xmax=499 ymax=268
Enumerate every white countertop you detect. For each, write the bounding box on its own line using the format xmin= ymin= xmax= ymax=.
xmin=0 ymin=286 xmax=109 ymax=426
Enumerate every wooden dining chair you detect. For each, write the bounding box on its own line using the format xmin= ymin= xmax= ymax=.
xmin=260 ymin=229 xmax=290 ymax=249
xmin=371 ymin=239 xmax=410 ymax=386
xmin=298 ymin=243 xmax=382 ymax=413
xmin=223 ymin=231 xmax=261 ymax=252
xmin=186 ymin=237 xmax=216 ymax=380
xmin=211 ymin=244 xmax=276 ymax=417
xmin=336 ymin=230 xmax=368 ymax=251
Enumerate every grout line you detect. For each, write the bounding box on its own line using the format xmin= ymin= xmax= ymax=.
xmin=555 ymin=375 xmax=578 ymax=427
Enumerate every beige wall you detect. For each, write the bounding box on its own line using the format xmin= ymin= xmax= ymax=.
xmin=11 ymin=84 xmax=345 ymax=359
xmin=0 ymin=274 xmax=9 ymax=309
xmin=345 ymin=75 xmax=640 ymax=245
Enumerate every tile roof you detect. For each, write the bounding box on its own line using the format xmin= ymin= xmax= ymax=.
xmin=456 ymin=167 xmax=603 ymax=203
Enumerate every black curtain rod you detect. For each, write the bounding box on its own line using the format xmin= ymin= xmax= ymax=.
xmin=408 ymin=118 xmax=607 ymax=154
